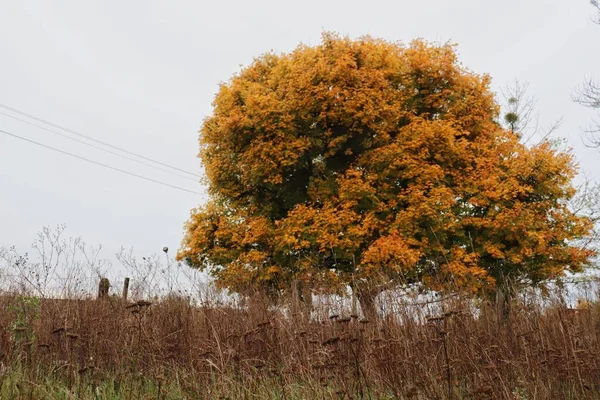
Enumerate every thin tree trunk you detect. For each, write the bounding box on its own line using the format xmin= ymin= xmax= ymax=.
xmin=496 ymin=285 xmax=512 ymax=320
xmin=357 ymin=289 xmax=378 ymax=321
xmin=299 ymin=280 xmax=313 ymax=322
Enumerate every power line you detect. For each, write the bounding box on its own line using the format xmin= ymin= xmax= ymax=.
xmin=0 ymin=104 xmax=201 ymax=178
xmin=0 ymin=111 xmax=198 ymax=182
xmin=0 ymin=128 xmax=201 ymax=195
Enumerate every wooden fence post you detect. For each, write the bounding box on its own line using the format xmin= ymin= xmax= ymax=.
xmin=291 ymin=279 xmax=299 ymax=317
xmin=98 ymin=277 xmax=110 ymax=299
xmin=122 ymin=277 xmax=130 ymax=301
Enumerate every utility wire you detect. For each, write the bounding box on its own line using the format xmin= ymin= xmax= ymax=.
xmin=0 ymin=104 xmax=201 ymax=178
xmin=0 ymin=111 xmax=198 ymax=182
xmin=0 ymin=128 xmax=201 ymax=195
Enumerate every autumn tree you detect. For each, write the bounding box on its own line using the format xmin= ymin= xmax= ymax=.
xmin=178 ymin=34 xmax=593 ymax=318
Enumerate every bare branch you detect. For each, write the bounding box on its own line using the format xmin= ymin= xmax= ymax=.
xmin=574 ymin=77 xmax=600 ymax=146
xmin=501 ymin=80 xmax=537 ymax=138
xmin=573 ymin=0 xmax=600 ymax=145
xmin=501 ymin=79 xmax=565 ymax=146
xmin=574 ymin=78 xmax=600 ymax=108
xmin=524 ymin=117 xmax=564 ymax=146
xmin=592 ymin=0 xmax=600 ymax=24
xmin=569 ymin=174 xmax=600 ymax=255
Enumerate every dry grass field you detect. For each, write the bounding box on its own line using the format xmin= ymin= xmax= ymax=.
xmin=1 ymin=285 xmax=599 ymax=399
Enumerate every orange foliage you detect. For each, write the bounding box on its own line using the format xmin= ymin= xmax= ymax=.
xmin=178 ymin=33 xmax=593 ymax=296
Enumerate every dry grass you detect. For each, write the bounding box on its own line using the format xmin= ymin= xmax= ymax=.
xmin=1 ymin=287 xmax=600 ymax=399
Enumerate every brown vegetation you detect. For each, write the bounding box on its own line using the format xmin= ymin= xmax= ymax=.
xmin=1 ymin=286 xmax=600 ymax=399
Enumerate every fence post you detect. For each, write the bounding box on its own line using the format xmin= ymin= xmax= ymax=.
xmin=291 ymin=279 xmax=299 ymax=317
xmin=122 ymin=277 xmax=130 ymax=301
xmin=98 ymin=277 xmax=110 ymax=299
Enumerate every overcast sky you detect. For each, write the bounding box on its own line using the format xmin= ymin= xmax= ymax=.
xmin=1 ymin=0 xmax=599 ymax=266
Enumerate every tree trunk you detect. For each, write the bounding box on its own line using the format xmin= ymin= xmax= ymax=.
xmin=357 ymin=288 xmax=378 ymax=321
xmin=495 ymin=285 xmax=512 ymax=320
xmin=299 ymin=280 xmax=313 ymax=321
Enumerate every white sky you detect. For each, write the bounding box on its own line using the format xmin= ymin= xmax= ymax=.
xmin=0 ymin=0 xmax=599 ymax=264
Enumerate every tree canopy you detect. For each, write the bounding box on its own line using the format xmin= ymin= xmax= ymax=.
xmin=178 ymin=34 xmax=593 ymax=300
